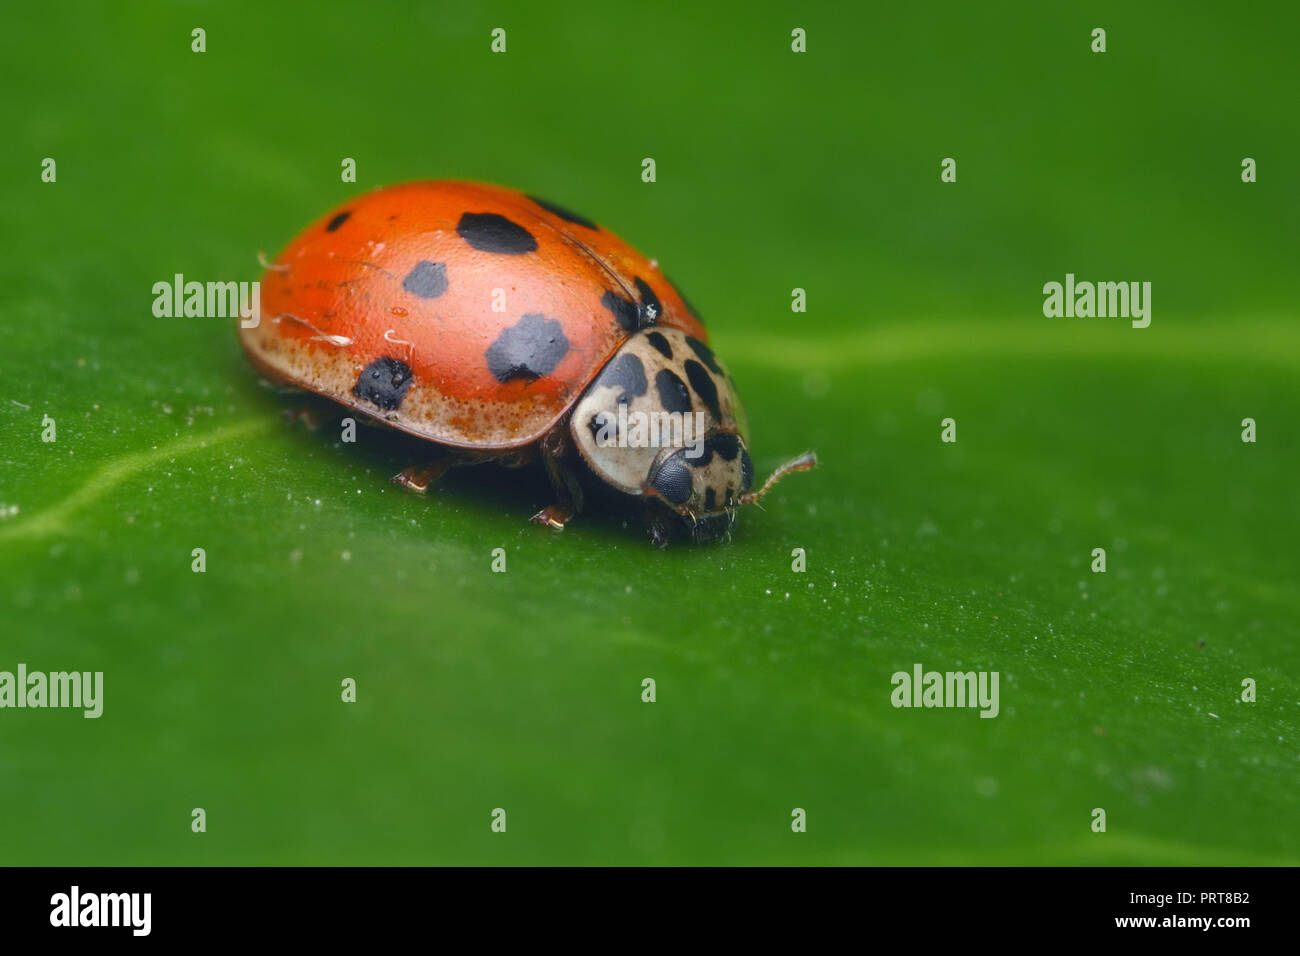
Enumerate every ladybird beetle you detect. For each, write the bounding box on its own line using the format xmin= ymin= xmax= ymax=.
xmin=239 ymin=180 xmax=815 ymax=545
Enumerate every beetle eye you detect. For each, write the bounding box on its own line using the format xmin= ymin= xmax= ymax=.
xmin=648 ymin=453 xmax=692 ymax=505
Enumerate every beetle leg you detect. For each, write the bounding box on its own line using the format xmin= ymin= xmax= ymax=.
xmin=530 ymin=502 xmax=576 ymax=531
xmin=391 ymin=459 xmax=454 ymax=494
xmin=531 ymin=431 xmax=584 ymax=531
xmin=284 ymin=403 xmax=336 ymax=430
xmin=641 ymin=504 xmax=675 ymax=549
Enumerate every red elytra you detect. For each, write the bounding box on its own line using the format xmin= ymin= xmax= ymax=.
xmin=242 ymin=180 xmax=703 ymax=448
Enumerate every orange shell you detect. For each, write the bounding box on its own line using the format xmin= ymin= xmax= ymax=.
xmin=239 ymin=180 xmax=707 ymax=450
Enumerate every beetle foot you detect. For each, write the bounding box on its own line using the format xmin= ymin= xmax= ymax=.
xmin=642 ymin=506 xmax=675 ymax=549
xmin=284 ymin=405 xmax=329 ymax=429
xmin=530 ymin=504 xmax=574 ymax=531
xmin=392 ymin=460 xmax=452 ymax=494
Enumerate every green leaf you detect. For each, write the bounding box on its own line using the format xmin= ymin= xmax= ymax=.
xmin=1 ymin=1 xmax=1295 ymax=865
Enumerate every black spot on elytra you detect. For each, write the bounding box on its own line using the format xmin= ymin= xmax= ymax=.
xmin=485 ymin=313 xmax=570 ymax=383
xmin=645 ymin=331 xmax=673 ymax=358
xmin=601 ymin=290 xmax=640 ymax=331
xmin=685 ymin=336 xmax=723 ymax=375
xmin=634 ymin=277 xmax=662 ymax=326
xmin=704 ymin=487 xmax=717 ymax=511
xmin=527 ymin=195 xmax=597 ymax=230
xmin=655 ymin=369 xmax=692 ymax=414
xmin=457 ymin=212 xmax=538 ymax=255
xmin=596 ymin=352 xmax=647 ymax=406
xmin=740 ymin=448 xmax=754 ymax=493
xmin=401 ymin=260 xmax=448 ymax=299
xmin=326 ymin=211 xmax=351 ymax=232
xmin=353 ymin=357 xmax=413 ymax=411
xmin=650 ymin=453 xmax=693 ymax=505
xmin=683 ymin=359 xmax=721 ymax=420
xmin=666 ymin=274 xmax=701 ymax=321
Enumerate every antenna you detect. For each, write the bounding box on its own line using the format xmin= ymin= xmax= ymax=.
xmin=739 ymin=452 xmax=818 ymax=506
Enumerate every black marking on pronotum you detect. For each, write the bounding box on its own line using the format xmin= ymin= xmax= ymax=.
xmin=401 ymin=260 xmax=448 ymax=299
xmin=666 ymin=274 xmax=701 ymax=321
xmin=685 ymin=336 xmax=723 ymax=375
xmin=485 ymin=313 xmax=570 ymax=383
xmin=588 ymin=412 xmax=617 ymax=445
xmin=353 ymin=357 xmax=413 ymax=411
xmin=634 ymin=277 xmax=662 ymax=326
xmin=527 ymin=195 xmax=597 ymax=230
xmin=596 ymin=352 xmax=647 ymax=406
xmin=704 ymin=487 xmax=717 ymax=511
xmin=650 ymin=453 xmax=693 ymax=505
xmin=689 ymin=446 xmax=713 ymax=468
xmin=683 ymin=359 xmax=721 ymax=420
xmin=645 ymin=331 xmax=673 ymax=358
xmin=655 ymin=369 xmax=692 ymax=414
xmin=457 ymin=212 xmax=538 ymax=254
xmin=689 ymin=432 xmax=742 ymax=470
xmin=326 ymin=211 xmax=351 ymax=232
xmin=740 ymin=448 xmax=754 ymax=493
xmin=601 ymin=290 xmax=640 ymax=331
xmin=708 ymin=433 xmax=741 ymax=461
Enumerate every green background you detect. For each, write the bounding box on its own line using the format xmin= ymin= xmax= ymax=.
xmin=1 ymin=1 xmax=1296 ymax=864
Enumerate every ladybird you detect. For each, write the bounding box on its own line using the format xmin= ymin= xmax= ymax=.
xmin=239 ymin=180 xmax=815 ymax=545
